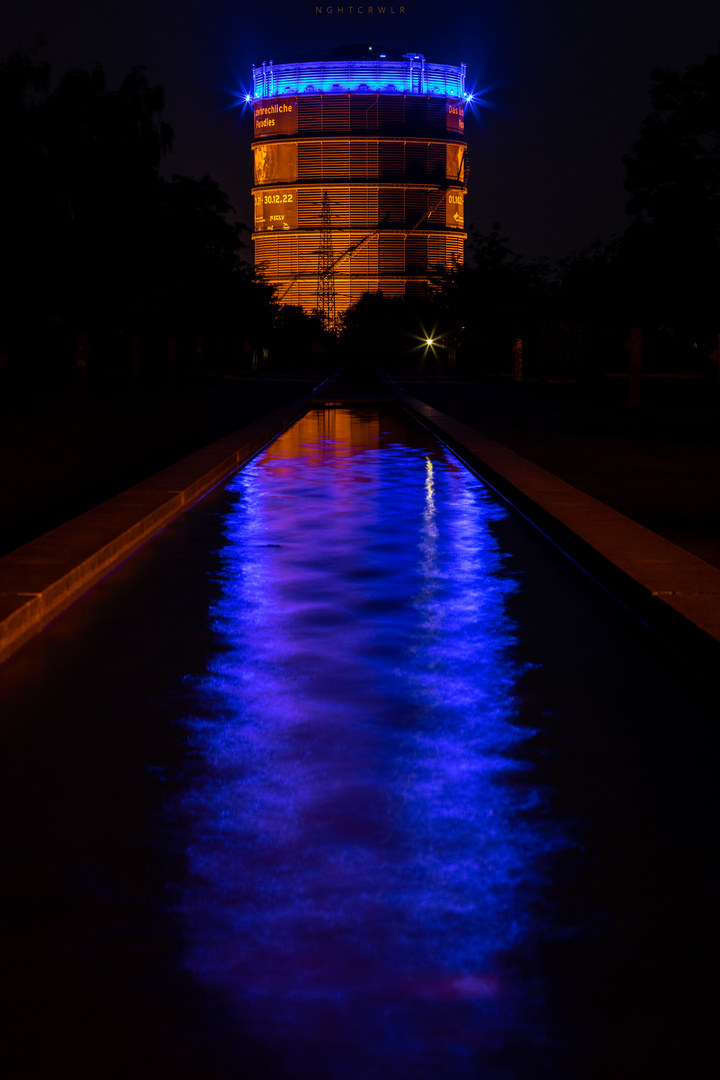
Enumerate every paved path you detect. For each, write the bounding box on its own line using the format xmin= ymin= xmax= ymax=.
xmin=0 ymin=374 xmax=323 ymax=558
xmin=0 ymin=374 xmax=332 ymax=663
xmin=389 ymin=376 xmax=720 ymax=569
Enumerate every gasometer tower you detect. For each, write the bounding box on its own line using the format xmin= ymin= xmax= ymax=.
xmin=250 ymin=45 xmax=468 ymax=317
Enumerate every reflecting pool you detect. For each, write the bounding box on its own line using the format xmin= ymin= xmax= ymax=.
xmin=2 ymin=404 xmax=715 ymax=1079
xmin=177 ymin=408 xmax=569 ymax=1078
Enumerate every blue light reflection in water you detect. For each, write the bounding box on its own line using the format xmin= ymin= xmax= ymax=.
xmin=178 ymin=408 xmax=568 ymax=1078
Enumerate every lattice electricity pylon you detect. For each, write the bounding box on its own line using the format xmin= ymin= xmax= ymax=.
xmin=316 ymin=191 xmax=338 ymax=333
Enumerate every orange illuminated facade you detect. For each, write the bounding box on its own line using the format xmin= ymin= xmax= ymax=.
xmin=251 ymin=47 xmax=468 ymax=316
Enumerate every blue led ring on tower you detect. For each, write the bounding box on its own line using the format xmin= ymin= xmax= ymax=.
xmin=251 ymin=46 xmax=468 ymax=316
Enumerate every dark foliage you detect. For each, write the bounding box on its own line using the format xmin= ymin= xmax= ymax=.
xmin=0 ymin=50 xmax=322 ymax=399
xmin=3 ymin=46 xmax=718 ymax=394
xmin=272 ymin=304 xmax=326 ymax=359
xmin=339 ymin=288 xmax=455 ymax=373
xmin=1 ymin=56 xmax=173 ymax=331
xmin=625 ymin=50 xmax=720 ymax=233
xmin=621 ymin=48 xmax=720 ymax=327
xmin=425 ymin=225 xmax=551 ymax=374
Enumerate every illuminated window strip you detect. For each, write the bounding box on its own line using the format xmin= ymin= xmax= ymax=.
xmin=253 ymin=185 xmax=464 ymax=232
xmin=253 ymin=140 xmax=461 ymax=183
xmin=255 ymin=230 xmax=465 ymax=279
xmin=293 ymin=95 xmax=452 ymax=133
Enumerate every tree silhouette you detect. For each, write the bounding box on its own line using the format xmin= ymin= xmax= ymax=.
xmin=0 ymin=54 xmax=173 ymax=338
xmin=622 ymin=49 xmax=720 ymax=326
xmin=625 ymin=50 xmax=720 ymax=233
xmin=0 ymin=50 xmax=294 ymax=394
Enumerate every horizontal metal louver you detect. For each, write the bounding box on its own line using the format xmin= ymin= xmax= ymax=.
xmin=426 ymin=98 xmax=446 ymax=129
xmin=428 ymin=144 xmax=446 ymax=180
xmin=264 ymin=94 xmax=464 ymax=137
xmin=297 ymin=141 xmax=324 ymax=180
xmin=257 ymin=185 xmax=462 ymax=232
xmin=320 ymin=95 xmax=352 ymax=130
xmin=405 ymin=188 xmax=427 ymax=224
xmin=349 ymin=141 xmax=379 ymax=179
xmin=350 ymin=96 xmax=380 ymax=131
xmin=378 ymin=142 xmax=405 ymax=179
xmin=292 ymin=186 xmax=380 ymax=230
xmin=292 ymin=139 xmax=455 ymax=182
xmin=320 ymin=142 xmax=352 ymax=180
xmin=377 ymin=234 xmax=406 ymax=273
xmin=405 ymin=236 xmax=429 ymax=271
xmin=377 ymin=97 xmax=406 ymax=129
xmin=297 ymin=98 xmax=322 ymax=131
xmin=428 ymin=235 xmax=446 ymax=266
xmin=378 ymin=188 xmax=405 ymax=225
xmin=256 ymin=226 xmax=463 ymax=285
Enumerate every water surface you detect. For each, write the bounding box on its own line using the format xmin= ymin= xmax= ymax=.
xmin=0 ymin=405 xmax=716 ymax=1080
xmin=178 ymin=407 xmax=568 ymax=1077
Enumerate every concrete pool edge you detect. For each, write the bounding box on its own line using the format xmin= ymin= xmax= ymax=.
xmin=0 ymin=381 xmax=334 ymax=666
xmin=383 ymin=377 xmax=720 ymax=672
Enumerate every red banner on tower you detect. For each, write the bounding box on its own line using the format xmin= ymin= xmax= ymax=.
xmin=446 ymin=101 xmax=465 ymax=134
xmin=254 ymin=97 xmax=299 ymax=138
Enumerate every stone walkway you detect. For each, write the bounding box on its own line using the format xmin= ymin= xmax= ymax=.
xmin=0 ymin=374 xmax=323 ymax=558
xmin=389 ymin=375 xmax=720 ymax=570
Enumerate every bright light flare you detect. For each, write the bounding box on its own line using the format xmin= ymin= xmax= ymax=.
xmin=409 ymin=327 xmax=444 ymax=354
xmin=225 ymin=83 xmax=253 ymax=114
xmin=463 ymin=83 xmax=502 ymax=116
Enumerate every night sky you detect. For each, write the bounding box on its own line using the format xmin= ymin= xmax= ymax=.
xmin=2 ymin=1 xmax=720 ymax=261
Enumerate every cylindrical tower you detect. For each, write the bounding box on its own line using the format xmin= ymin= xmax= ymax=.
xmin=251 ymin=46 xmax=468 ymax=317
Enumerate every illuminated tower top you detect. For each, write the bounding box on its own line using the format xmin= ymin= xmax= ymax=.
xmin=252 ymin=46 xmax=466 ymax=101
